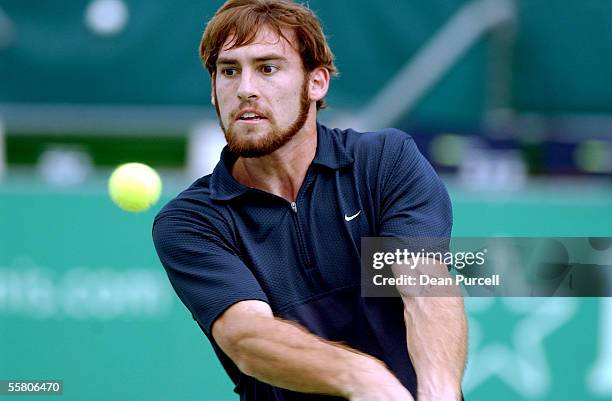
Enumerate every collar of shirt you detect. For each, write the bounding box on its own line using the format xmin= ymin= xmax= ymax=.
xmin=209 ymin=122 xmax=355 ymax=201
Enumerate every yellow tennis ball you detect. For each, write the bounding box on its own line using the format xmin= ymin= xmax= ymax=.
xmin=108 ymin=163 xmax=162 ymax=212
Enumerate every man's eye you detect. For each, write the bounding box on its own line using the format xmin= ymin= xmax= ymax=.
xmin=221 ymin=68 xmax=237 ymax=77
xmin=261 ymin=65 xmax=278 ymax=74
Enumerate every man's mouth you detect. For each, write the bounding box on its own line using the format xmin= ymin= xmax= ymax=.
xmin=236 ymin=111 xmax=267 ymax=122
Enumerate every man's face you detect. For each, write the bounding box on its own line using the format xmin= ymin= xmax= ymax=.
xmin=213 ymin=27 xmax=311 ymax=158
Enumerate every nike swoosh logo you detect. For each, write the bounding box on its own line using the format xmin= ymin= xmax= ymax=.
xmin=344 ymin=211 xmax=361 ymax=222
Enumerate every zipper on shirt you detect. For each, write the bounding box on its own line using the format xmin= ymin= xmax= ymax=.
xmin=289 ymin=200 xmax=312 ymax=269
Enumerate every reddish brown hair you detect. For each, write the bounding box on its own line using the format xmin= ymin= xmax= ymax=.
xmin=200 ymin=0 xmax=338 ymax=110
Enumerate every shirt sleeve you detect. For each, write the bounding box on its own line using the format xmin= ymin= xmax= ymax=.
xmin=152 ymin=213 xmax=269 ymax=337
xmin=378 ymin=133 xmax=452 ymax=253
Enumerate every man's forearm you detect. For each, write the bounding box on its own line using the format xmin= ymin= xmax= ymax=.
xmin=221 ymin=314 xmax=411 ymax=399
xmin=402 ymin=296 xmax=467 ymax=401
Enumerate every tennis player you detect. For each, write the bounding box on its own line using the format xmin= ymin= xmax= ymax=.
xmin=153 ymin=1 xmax=467 ymax=400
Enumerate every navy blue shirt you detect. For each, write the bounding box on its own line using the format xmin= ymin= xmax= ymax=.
xmin=153 ymin=123 xmax=452 ymax=400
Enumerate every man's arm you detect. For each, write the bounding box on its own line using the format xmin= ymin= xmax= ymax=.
xmin=213 ymin=300 xmax=415 ymax=401
xmin=372 ymin=131 xmax=464 ymax=399
xmin=396 ymin=261 xmax=467 ymax=401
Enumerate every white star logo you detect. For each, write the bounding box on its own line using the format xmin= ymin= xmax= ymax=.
xmin=463 ymin=297 xmax=577 ymax=398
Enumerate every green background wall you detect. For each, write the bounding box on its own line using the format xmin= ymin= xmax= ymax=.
xmin=3 ymin=0 xmax=612 ymax=125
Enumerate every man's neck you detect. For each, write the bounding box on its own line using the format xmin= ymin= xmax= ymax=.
xmin=231 ymin=115 xmax=318 ymax=202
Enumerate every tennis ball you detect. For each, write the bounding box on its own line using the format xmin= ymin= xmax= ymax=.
xmin=108 ymin=163 xmax=162 ymax=212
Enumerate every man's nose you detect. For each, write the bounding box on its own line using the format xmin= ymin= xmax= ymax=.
xmin=236 ymin=70 xmax=258 ymax=101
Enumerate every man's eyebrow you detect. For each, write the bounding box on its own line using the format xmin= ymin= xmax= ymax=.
xmin=216 ymin=57 xmax=238 ymax=65
xmin=216 ymin=54 xmax=288 ymax=65
xmin=253 ymin=54 xmax=288 ymax=63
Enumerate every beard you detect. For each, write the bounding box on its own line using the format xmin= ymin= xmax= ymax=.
xmin=214 ymin=75 xmax=310 ymax=158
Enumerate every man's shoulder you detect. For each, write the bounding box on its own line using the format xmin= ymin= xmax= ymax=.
xmin=151 ymin=173 xmax=239 ymax=256
xmin=329 ymin=125 xmax=414 ymax=155
xmin=324 ymin=125 xmax=416 ymax=169
xmin=154 ymin=175 xmax=220 ymax=225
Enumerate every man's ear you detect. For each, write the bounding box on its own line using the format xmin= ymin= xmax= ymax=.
xmin=308 ymin=67 xmax=330 ymax=104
